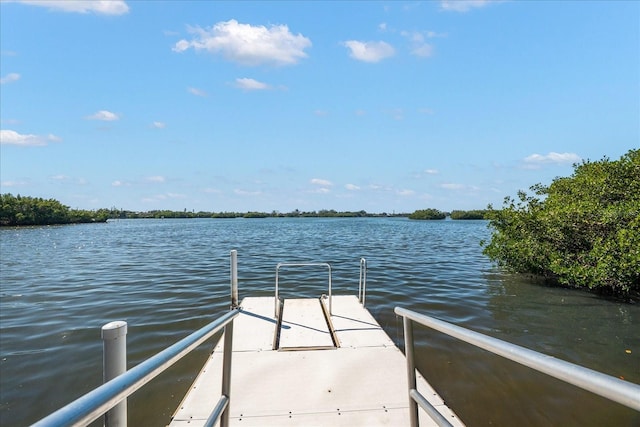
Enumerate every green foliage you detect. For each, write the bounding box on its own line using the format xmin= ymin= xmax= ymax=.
xmin=408 ymin=208 xmax=446 ymax=220
xmin=450 ymin=210 xmax=489 ymax=220
xmin=0 ymin=194 xmax=110 ymax=226
xmin=482 ymin=149 xmax=640 ymax=295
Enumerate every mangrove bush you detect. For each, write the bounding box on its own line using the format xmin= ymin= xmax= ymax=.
xmin=482 ymin=149 xmax=639 ymax=296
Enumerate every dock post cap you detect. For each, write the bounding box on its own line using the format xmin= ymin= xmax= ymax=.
xmin=101 ymin=321 xmax=128 ymax=340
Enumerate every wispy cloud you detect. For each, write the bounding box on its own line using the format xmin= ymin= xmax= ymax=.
xmin=173 ymin=19 xmax=311 ymax=66
xmin=401 ymin=31 xmax=434 ymax=58
xmin=311 ymin=178 xmax=333 ymax=186
xmin=12 ymin=0 xmax=129 ymax=15
xmin=345 ymin=184 xmax=361 ymax=191
xmin=0 ymin=73 xmax=20 ymax=84
xmin=0 ymin=129 xmax=61 ymax=146
xmin=440 ymin=183 xmax=466 ymax=190
xmin=425 ymin=169 xmax=439 ymax=175
xmin=523 ymin=152 xmax=581 ymax=169
xmin=1 ymin=180 xmax=29 ymax=188
xmin=187 ymin=87 xmax=208 ymax=97
xmin=234 ymin=189 xmax=262 ymax=196
xmin=145 ymin=175 xmax=166 ymax=183
xmin=342 ymin=40 xmax=395 ymax=63
xmin=86 ymin=110 xmax=119 ymax=121
xmin=234 ymin=77 xmax=271 ymax=91
xmin=152 ymin=121 xmax=166 ymax=129
xmin=50 ymin=175 xmax=87 ymax=185
xmin=440 ymin=0 xmax=495 ymax=13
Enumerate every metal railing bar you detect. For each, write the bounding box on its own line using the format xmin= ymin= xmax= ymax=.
xmin=203 ymin=395 xmax=229 ymax=427
xmin=275 ymin=262 xmax=332 ymax=318
xmin=358 ymin=258 xmax=367 ymax=306
xmin=395 ymin=307 xmax=640 ymax=411
xmin=32 ymin=309 xmax=241 ymax=427
xmin=409 ymin=389 xmax=454 ymax=427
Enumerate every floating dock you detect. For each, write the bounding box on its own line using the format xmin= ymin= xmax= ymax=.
xmin=169 ymin=295 xmax=464 ymax=426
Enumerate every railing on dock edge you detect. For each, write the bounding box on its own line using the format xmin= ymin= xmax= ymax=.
xmin=274 ymin=262 xmax=333 ymax=319
xmin=358 ymin=257 xmax=367 ymax=306
xmin=32 ymin=250 xmax=243 ymax=427
xmin=394 ymin=306 xmax=640 ymax=427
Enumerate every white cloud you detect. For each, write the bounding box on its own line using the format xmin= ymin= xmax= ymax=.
xmin=173 ymin=19 xmax=311 ymax=67
xmin=0 ymin=73 xmax=20 ymax=84
xmin=401 ymin=31 xmax=434 ymax=58
xmin=440 ymin=0 xmax=494 ymax=12
xmin=86 ymin=110 xmax=119 ymax=121
xmin=397 ymin=189 xmax=415 ymax=196
xmin=311 ymin=178 xmax=332 ymax=186
xmin=0 ymin=129 xmax=61 ymax=146
xmin=234 ymin=189 xmax=262 ymax=196
xmin=13 ymin=0 xmax=129 ymax=15
xmin=425 ymin=169 xmax=439 ymax=175
xmin=441 ymin=183 xmax=465 ymax=190
xmin=146 ymin=175 xmax=166 ymax=183
xmin=152 ymin=121 xmax=166 ymax=129
xmin=187 ymin=87 xmax=208 ymax=97
xmin=1 ymin=180 xmax=28 ymax=187
xmin=112 ymin=180 xmax=131 ymax=187
xmin=345 ymin=184 xmax=361 ymax=191
xmin=342 ymin=40 xmax=395 ymax=63
xmin=234 ymin=77 xmax=270 ymax=91
xmin=523 ymin=152 xmax=581 ymax=168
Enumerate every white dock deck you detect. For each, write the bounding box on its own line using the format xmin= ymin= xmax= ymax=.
xmin=169 ymin=295 xmax=464 ymax=426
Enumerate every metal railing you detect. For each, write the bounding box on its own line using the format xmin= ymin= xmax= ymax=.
xmin=274 ymin=262 xmax=332 ymax=319
xmin=358 ymin=257 xmax=367 ymax=306
xmin=394 ymin=306 xmax=640 ymax=427
xmin=32 ymin=250 xmax=243 ymax=427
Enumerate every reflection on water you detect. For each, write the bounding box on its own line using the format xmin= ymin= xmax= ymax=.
xmin=0 ymin=218 xmax=638 ymax=426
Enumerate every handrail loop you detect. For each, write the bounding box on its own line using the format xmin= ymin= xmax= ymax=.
xmin=275 ymin=262 xmax=332 ymax=319
xmin=32 ymin=308 xmax=241 ymax=427
xmin=395 ymin=306 xmax=640 ymax=427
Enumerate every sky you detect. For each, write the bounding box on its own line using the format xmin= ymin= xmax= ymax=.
xmin=1 ymin=0 xmax=638 ymax=214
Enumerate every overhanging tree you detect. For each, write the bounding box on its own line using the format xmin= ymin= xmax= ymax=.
xmin=482 ymin=149 xmax=639 ymax=295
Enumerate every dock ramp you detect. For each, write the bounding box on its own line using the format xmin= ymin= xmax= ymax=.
xmin=169 ymin=295 xmax=463 ymax=426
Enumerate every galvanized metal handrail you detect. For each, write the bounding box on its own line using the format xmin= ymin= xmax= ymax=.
xmin=358 ymin=258 xmax=367 ymax=306
xmin=395 ymin=306 xmax=640 ymax=427
xmin=275 ymin=262 xmax=332 ymax=318
xmin=32 ymin=308 xmax=240 ymax=427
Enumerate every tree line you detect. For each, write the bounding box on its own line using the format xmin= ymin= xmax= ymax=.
xmin=0 ymin=194 xmax=110 ymax=226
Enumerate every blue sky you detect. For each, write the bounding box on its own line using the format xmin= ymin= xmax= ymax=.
xmin=1 ymin=1 xmax=638 ymax=213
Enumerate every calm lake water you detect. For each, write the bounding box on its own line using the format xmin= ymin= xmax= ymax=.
xmin=1 ymin=218 xmax=638 ymax=426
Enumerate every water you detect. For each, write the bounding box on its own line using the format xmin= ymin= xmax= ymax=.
xmin=0 ymin=218 xmax=638 ymax=426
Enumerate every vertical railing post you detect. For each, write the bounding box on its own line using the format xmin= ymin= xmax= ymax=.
xmin=102 ymin=321 xmax=128 ymax=427
xmin=220 ymin=320 xmax=234 ymax=427
xmin=403 ymin=316 xmax=419 ymax=427
xmin=230 ymin=250 xmax=238 ymax=308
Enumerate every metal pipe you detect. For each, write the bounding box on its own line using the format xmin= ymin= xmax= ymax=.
xmin=32 ymin=309 xmax=240 ymax=427
xmin=220 ymin=321 xmax=234 ymax=427
xmin=403 ymin=316 xmax=419 ymax=427
xmin=409 ymin=389 xmax=454 ymax=427
xmin=274 ymin=262 xmax=332 ymax=317
xmin=101 ymin=321 xmax=128 ymax=427
xmin=203 ymin=395 xmax=229 ymax=427
xmin=359 ymin=258 xmax=367 ymax=307
xmin=395 ymin=307 xmax=640 ymax=412
xmin=230 ymin=250 xmax=238 ymax=308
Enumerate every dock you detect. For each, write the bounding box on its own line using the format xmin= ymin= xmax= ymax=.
xmin=169 ymin=295 xmax=464 ymax=426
